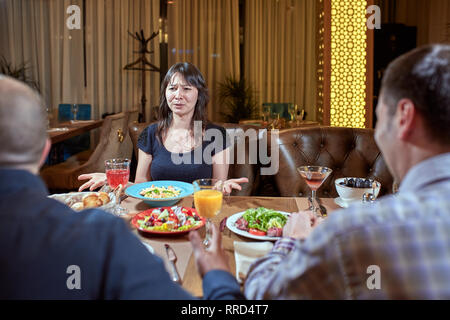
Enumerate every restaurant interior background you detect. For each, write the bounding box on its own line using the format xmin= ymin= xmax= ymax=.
xmin=0 ymin=0 xmax=449 ymax=128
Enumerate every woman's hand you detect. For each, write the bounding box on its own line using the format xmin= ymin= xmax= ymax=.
xmin=223 ymin=177 xmax=249 ymax=194
xmin=78 ymin=173 xmax=107 ymax=192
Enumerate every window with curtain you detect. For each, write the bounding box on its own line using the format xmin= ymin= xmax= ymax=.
xmin=244 ymin=0 xmax=317 ymax=121
xmin=0 ymin=0 xmax=160 ymax=121
xmin=167 ymin=0 xmax=240 ymax=122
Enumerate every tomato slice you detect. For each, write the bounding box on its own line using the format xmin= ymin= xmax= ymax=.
xmin=151 ymin=212 xmax=159 ymax=219
xmin=184 ymin=208 xmax=194 ymax=217
xmin=248 ymin=228 xmax=266 ymax=236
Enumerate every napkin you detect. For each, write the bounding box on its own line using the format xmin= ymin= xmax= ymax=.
xmin=234 ymin=241 xmax=273 ymax=283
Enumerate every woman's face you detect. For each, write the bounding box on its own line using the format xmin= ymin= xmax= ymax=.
xmin=165 ymin=72 xmax=199 ymax=118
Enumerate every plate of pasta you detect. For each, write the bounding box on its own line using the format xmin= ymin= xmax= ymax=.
xmin=125 ymin=180 xmax=194 ymax=207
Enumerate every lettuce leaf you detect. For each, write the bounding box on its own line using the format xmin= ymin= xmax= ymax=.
xmin=241 ymin=207 xmax=287 ymax=232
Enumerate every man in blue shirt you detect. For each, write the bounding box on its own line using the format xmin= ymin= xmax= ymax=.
xmin=194 ymin=44 xmax=450 ymax=299
xmin=0 ymin=75 xmax=243 ymax=300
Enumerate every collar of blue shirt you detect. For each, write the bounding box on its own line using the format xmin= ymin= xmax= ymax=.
xmin=400 ymin=152 xmax=450 ymax=193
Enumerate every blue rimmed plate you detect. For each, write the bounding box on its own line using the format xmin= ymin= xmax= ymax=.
xmin=125 ymin=181 xmax=194 ymax=207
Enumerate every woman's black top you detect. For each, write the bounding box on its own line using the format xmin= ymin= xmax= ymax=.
xmin=137 ymin=123 xmax=229 ymax=183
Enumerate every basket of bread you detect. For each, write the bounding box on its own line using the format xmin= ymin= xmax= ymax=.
xmin=48 ymin=191 xmax=117 ymax=213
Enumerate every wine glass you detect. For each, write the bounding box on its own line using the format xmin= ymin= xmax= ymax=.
xmin=46 ymin=106 xmax=54 ymax=129
xmin=105 ymin=158 xmax=130 ymax=216
xmin=297 ymin=166 xmax=333 ymax=217
xmin=288 ymin=104 xmax=297 ymax=121
xmin=192 ymin=179 xmax=224 ymax=247
xmin=72 ymin=104 xmax=78 ymax=121
xmin=294 ymin=106 xmax=305 ymax=124
xmin=262 ymin=104 xmax=271 ymax=123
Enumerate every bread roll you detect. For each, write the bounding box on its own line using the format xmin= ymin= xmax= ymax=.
xmin=71 ymin=202 xmax=84 ymax=211
xmin=83 ymin=194 xmax=103 ymax=208
xmin=98 ymin=192 xmax=110 ymax=205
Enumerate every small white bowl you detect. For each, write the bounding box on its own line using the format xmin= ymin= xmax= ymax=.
xmin=335 ymin=177 xmax=381 ymax=203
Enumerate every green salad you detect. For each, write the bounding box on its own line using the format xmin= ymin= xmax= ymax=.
xmin=241 ymin=207 xmax=288 ymax=232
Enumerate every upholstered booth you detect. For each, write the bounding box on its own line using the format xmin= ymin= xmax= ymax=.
xmin=268 ymin=126 xmax=394 ymax=198
xmin=127 ymin=122 xmax=261 ymax=196
xmin=41 ymin=110 xmax=138 ymax=191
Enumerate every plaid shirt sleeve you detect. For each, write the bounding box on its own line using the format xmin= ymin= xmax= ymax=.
xmin=243 ymin=221 xmax=347 ymax=300
xmin=244 ymin=237 xmax=304 ymax=299
xmin=244 ymin=192 xmax=450 ymax=299
xmin=244 ymin=197 xmax=409 ymax=300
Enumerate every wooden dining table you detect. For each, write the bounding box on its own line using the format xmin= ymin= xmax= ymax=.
xmin=47 ymin=120 xmax=104 ymax=145
xmin=120 ymin=195 xmax=341 ymax=297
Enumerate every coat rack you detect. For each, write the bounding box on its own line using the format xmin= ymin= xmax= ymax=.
xmin=123 ymin=29 xmax=160 ymax=122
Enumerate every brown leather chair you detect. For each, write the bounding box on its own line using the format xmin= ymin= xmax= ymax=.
xmin=268 ymin=126 xmax=394 ymax=198
xmin=218 ymin=123 xmax=261 ymax=196
xmin=41 ymin=112 xmax=135 ymax=191
xmin=127 ymin=122 xmax=260 ymax=196
xmin=126 ymin=109 xmax=139 ymax=128
xmin=128 ymin=121 xmax=154 ymax=161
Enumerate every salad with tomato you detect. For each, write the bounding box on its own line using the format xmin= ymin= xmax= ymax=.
xmin=235 ymin=207 xmax=288 ymax=237
xmin=136 ymin=206 xmax=203 ymax=232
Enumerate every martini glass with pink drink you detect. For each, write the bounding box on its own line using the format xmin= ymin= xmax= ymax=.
xmin=297 ymin=166 xmax=333 ymax=217
xmin=105 ymin=158 xmax=130 ymax=216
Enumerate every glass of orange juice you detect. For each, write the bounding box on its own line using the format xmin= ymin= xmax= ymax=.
xmin=193 ymin=179 xmax=224 ymax=247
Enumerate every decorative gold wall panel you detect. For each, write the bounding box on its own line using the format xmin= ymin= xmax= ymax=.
xmin=329 ymin=0 xmax=368 ymax=128
xmin=316 ymin=0 xmax=326 ymax=124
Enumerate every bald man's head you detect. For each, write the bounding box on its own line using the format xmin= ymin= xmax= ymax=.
xmin=0 ymin=76 xmax=48 ymax=169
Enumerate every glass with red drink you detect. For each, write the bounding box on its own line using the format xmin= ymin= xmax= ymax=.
xmin=105 ymin=158 xmax=130 ymax=216
xmin=297 ymin=166 xmax=332 ymax=217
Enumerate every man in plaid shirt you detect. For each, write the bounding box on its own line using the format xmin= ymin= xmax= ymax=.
xmin=243 ymin=44 xmax=450 ymax=299
xmin=190 ymin=44 xmax=450 ymax=299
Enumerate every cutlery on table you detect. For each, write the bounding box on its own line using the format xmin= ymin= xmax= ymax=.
xmin=100 ymin=184 xmax=128 ymax=202
xmin=307 ymin=196 xmax=313 ymax=211
xmin=308 ymin=196 xmax=327 ymax=218
xmin=164 ymin=244 xmax=182 ymax=285
xmin=316 ymin=197 xmax=328 ymax=217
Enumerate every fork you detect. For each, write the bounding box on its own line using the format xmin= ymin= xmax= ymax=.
xmin=308 ymin=196 xmax=327 ymax=217
xmin=316 ymin=197 xmax=328 ymax=217
xmin=164 ymin=244 xmax=182 ymax=285
xmin=307 ymin=196 xmax=314 ymax=211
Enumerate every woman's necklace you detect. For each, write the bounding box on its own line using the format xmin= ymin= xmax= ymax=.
xmin=164 ymin=128 xmax=202 ymax=153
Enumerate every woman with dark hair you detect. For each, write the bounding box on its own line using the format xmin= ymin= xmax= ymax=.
xmin=78 ymin=62 xmax=248 ymax=193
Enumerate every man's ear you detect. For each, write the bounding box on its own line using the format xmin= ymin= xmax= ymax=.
xmin=38 ymin=138 xmax=51 ymax=169
xmin=396 ymin=99 xmax=417 ymax=141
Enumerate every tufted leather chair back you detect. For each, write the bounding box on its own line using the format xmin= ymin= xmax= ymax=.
xmin=128 ymin=122 xmax=260 ymax=196
xmin=270 ymin=126 xmax=394 ymax=198
xmin=217 ymin=123 xmax=261 ymax=196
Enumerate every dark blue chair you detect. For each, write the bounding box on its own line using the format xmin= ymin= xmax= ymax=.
xmin=58 ymin=104 xmax=91 ymax=121
xmin=57 ymin=104 xmax=92 ymax=160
